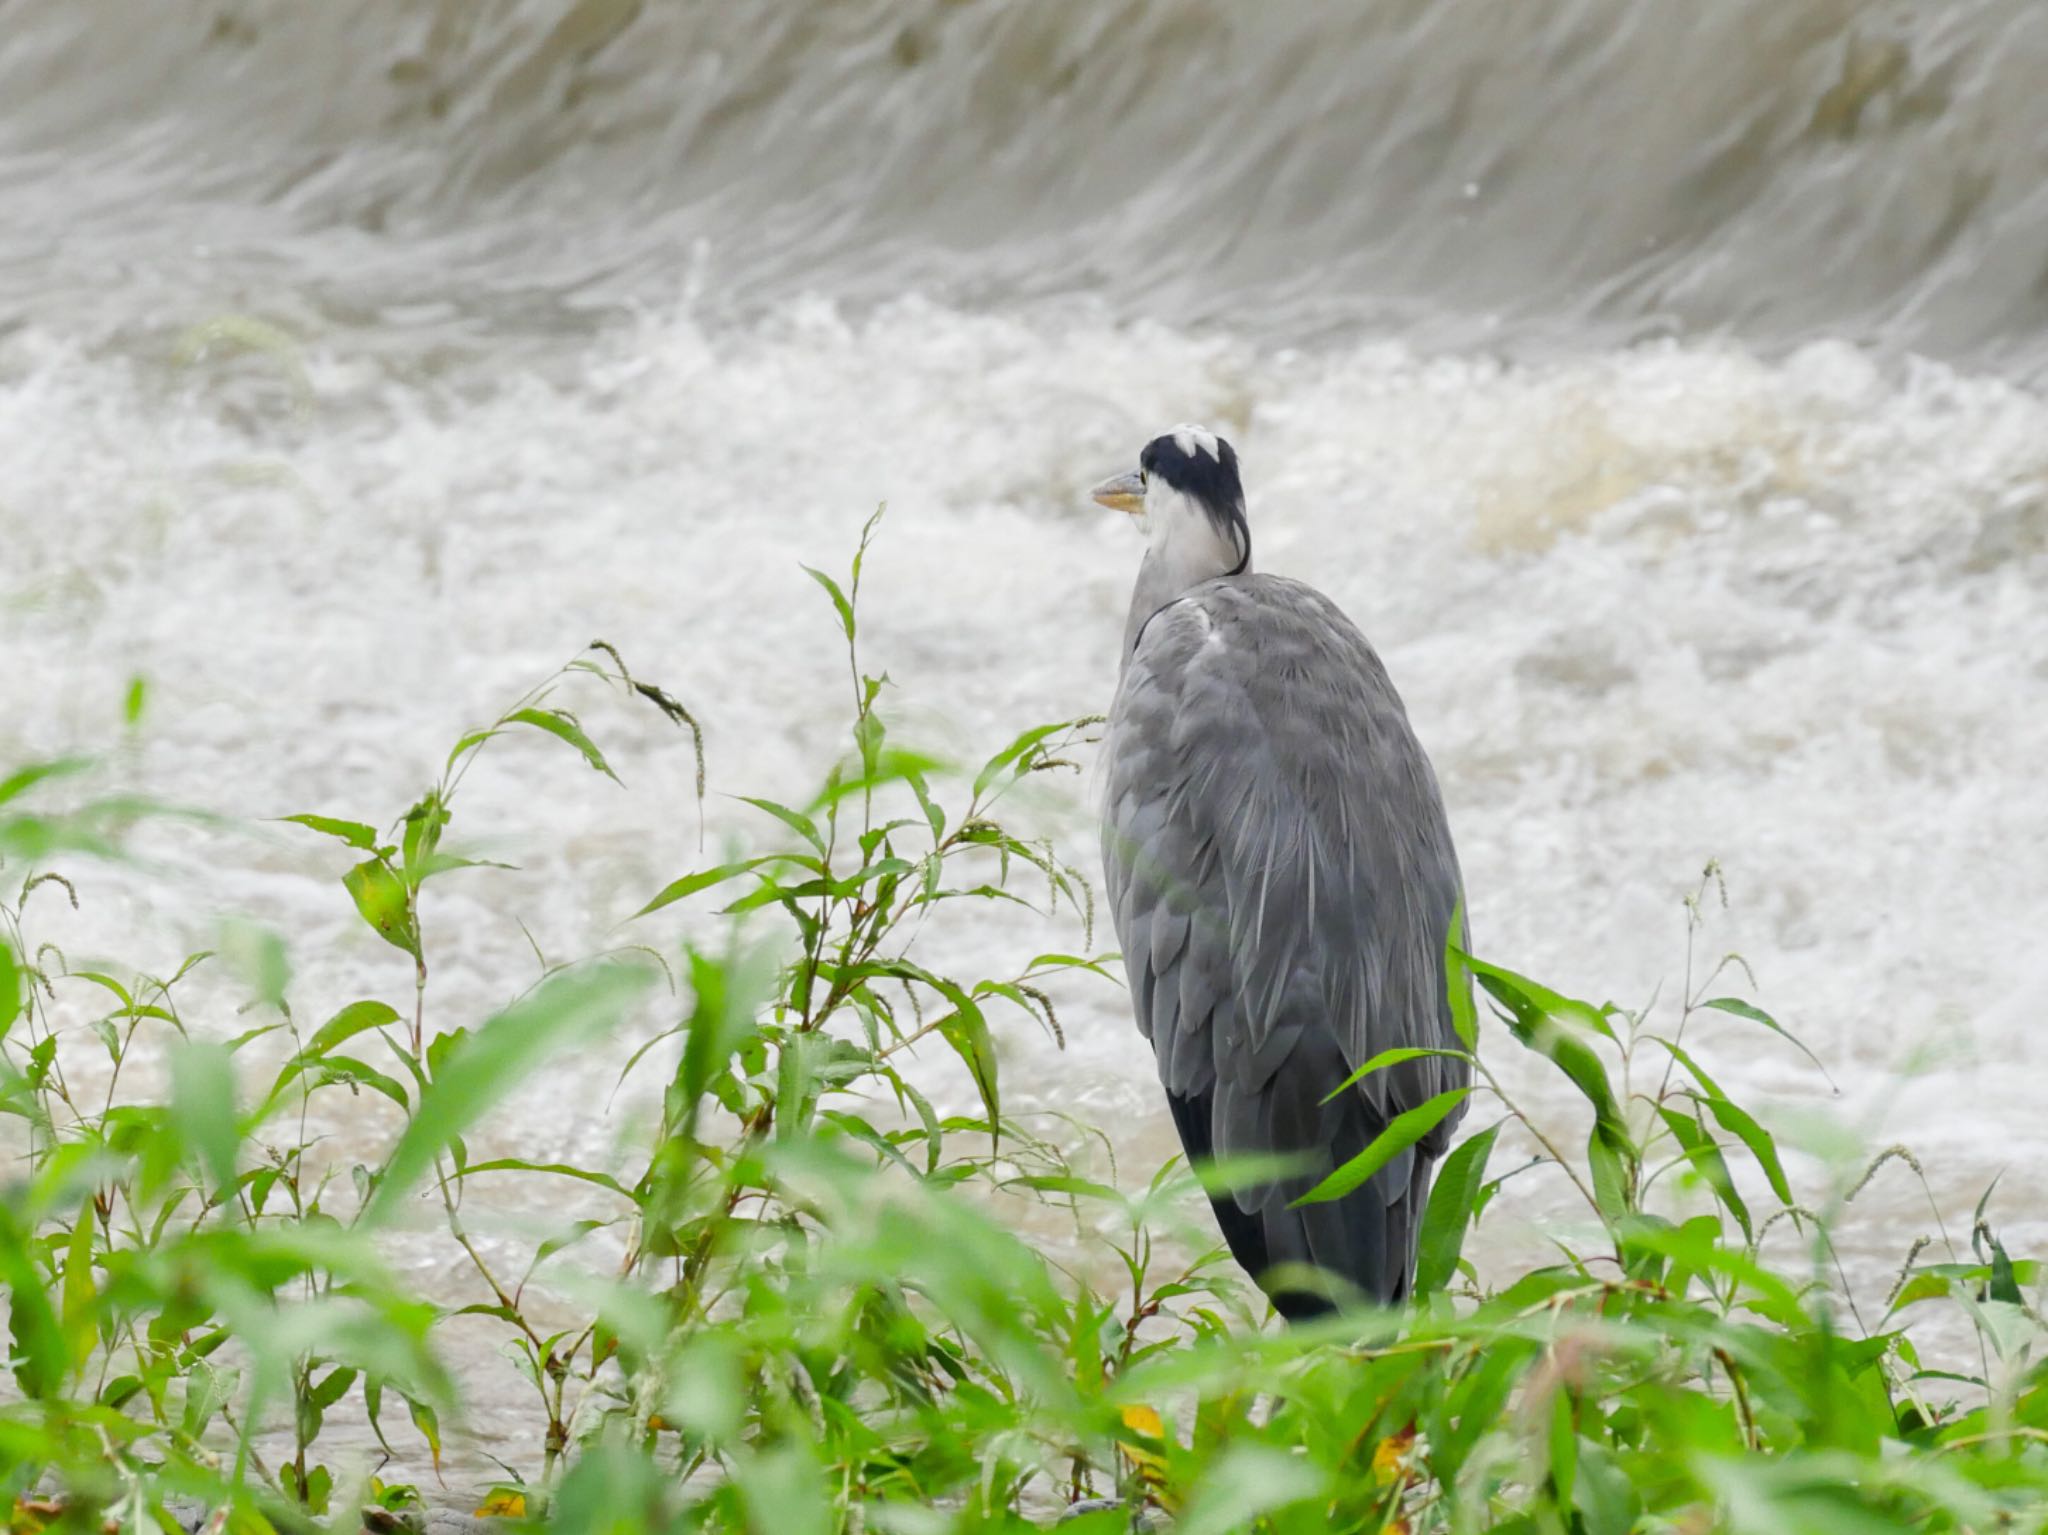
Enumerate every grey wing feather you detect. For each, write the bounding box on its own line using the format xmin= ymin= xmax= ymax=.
xmin=1103 ymin=574 xmax=1471 ymax=1307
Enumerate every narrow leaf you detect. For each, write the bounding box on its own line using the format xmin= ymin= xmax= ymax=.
xmin=280 ymin=814 xmax=380 ymax=851
xmin=304 ymin=1000 xmax=401 ymax=1058
xmin=507 ymin=708 xmax=620 ymax=783
xmin=455 ymin=1158 xmax=632 ymax=1198
xmin=735 ymin=796 xmax=826 ymax=853
xmin=972 ymin=722 xmax=1068 ymax=801
xmin=1291 ymin=1089 xmax=1470 ymax=1207
xmin=0 ymin=940 xmax=21 ymax=1040
xmin=801 ymin=565 xmax=856 ymax=639
xmin=1321 ymin=1045 xmax=1472 ymax=1104
xmin=1693 ymin=1092 xmax=1792 ymax=1205
xmin=1414 ymin=1124 xmax=1499 ymax=1296
xmin=1702 ymin=996 xmax=1836 ymax=1085
xmin=170 ymin=1043 xmax=239 ymax=1195
xmin=1445 ymin=905 xmax=1477 ymax=1052
xmin=1656 ymin=1105 xmax=1752 ymax=1241
xmin=363 ymin=966 xmax=649 ymax=1225
xmin=634 ymin=858 xmax=783 ymax=919
xmin=0 ymin=757 xmax=93 ymax=808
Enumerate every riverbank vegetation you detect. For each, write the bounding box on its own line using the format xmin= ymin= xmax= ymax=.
xmin=3 ymin=519 xmax=2042 ymax=1533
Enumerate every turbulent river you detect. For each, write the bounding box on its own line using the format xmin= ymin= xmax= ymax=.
xmin=4 ymin=0 xmax=2046 ymax=1483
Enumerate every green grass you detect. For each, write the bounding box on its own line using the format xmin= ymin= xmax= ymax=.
xmin=2 ymin=513 xmax=2042 ymax=1534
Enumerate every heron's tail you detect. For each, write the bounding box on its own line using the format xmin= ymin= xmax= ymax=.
xmin=1167 ymin=1084 xmax=1433 ymax=1318
xmin=1259 ymin=1144 xmax=1432 ymax=1319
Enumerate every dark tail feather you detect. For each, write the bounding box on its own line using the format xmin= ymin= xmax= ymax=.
xmin=1165 ymin=1089 xmax=1276 ymax=1285
xmin=1168 ymin=1087 xmax=1432 ymax=1319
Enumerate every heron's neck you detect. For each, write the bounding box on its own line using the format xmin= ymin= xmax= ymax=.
xmin=1121 ymin=530 xmax=1251 ymax=664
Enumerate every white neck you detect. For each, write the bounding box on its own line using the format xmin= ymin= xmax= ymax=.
xmin=1121 ymin=485 xmax=1250 ymax=661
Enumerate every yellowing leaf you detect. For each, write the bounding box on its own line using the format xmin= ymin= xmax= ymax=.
xmin=473 ymin=1491 xmax=526 ymax=1518
xmin=409 ymin=1396 xmax=442 ymax=1473
xmin=1118 ymin=1403 xmax=1169 ymax=1492
xmin=1371 ymin=1427 xmax=1418 ymax=1487
xmin=1120 ymin=1403 xmax=1164 ymax=1438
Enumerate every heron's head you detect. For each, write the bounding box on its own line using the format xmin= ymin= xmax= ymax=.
xmin=1091 ymin=425 xmax=1251 ymax=578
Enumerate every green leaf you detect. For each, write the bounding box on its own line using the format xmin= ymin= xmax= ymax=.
xmin=635 ymin=857 xmax=786 ymax=919
xmin=311 ymin=1365 xmax=358 ymax=1410
xmin=1413 ymin=1124 xmax=1499 ymax=1296
xmin=170 ymin=1042 xmax=239 ymax=1195
xmin=907 ymin=768 xmax=945 ymax=840
xmin=444 ymin=728 xmax=497 ymax=775
xmin=1701 ymin=996 xmax=1834 ymax=1084
xmin=1616 ymin=1221 xmax=1806 ymax=1328
xmin=972 ymin=721 xmax=1068 ymax=801
xmin=934 ymin=1001 xmax=1001 ymax=1137
xmin=0 ymin=757 xmax=92 ymax=809
xmin=1657 ymin=1104 xmax=1752 ymax=1241
xmin=2 ymin=1205 xmax=65 ymax=1397
xmin=1290 ymin=1088 xmax=1470 ymax=1207
xmin=1468 ymin=953 xmax=1628 ymax=1149
xmin=221 ymin=920 xmax=290 ymax=1010
xmin=280 ymin=813 xmax=380 ymax=851
xmin=1988 ymin=1232 xmax=2022 ymax=1305
xmin=399 ymin=789 xmax=449 ymax=877
xmin=414 ymin=852 xmax=516 ymax=880
xmin=363 ymin=1374 xmax=388 ymax=1437
xmin=801 ymin=565 xmax=856 ymax=639
xmin=69 ymin=970 xmax=132 ymax=1007
xmin=853 ymin=707 xmax=886 ymax=780
xmin=1445 ymin=904 xmax=1477 ymax=1052
xmin=1693 ymin=1092 xmax=1792 ymax=1205
xmin=304 ymin=1000 xmax=402 ymax=1058
xmin=122 ymin=676 xmax=147 ymax=725
xmin=99 ymin=1374 xmax=143 ymax=1409
xmin=455 ymin=1158 xmax=631 ymax=1198
xmin=1887 ymin=1258 xmax=2043 ymax=1315
xmin=1548 ymin=1386 xmax=1577 ymax=1508
xmin=1646 ymin=1032 xmax=1729 ymax=1100
xmin=362 ymin=966 xmax=650 ymax=1225
xmin=1587 ymin=1124 xmax=1631 ymax=1228
xmin=735 ymin=796 xmax=826 ymax=853
xmin=1173 ymin=1444 xmax=1325 ymax=1535
xmin=1008 ymin=1173 xmax=1126 ymax=1204
xmin=408 ymin=1396 xmax=443 ymax=1473
xmin=309 ymin=1056 xmax=411 ymax=1110
xmin=61 ymin=1197 xmax=97 ymax=1367
xmin=506 ymin=707 xmax=619 ymax=783
xmin=891 ymin=1072 xmax=945 ymax=1173
xmin=0 ymin=939 xmax=21 ymax=1041
xmin=1320 ymin=1045 xmax=1472 ymax=1103
xmin=344 ymin=859 xmax=418 ymax=958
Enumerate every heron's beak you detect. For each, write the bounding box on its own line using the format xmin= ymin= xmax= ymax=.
xmin=1091 ymin=469 xmax=1145 ymax=516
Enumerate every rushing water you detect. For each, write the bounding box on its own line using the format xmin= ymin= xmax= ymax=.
xmin=5 ymin=0 xmax=2047 ymax=1484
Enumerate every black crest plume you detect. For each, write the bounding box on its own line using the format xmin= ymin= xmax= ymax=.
xmin=1140 ymin=432 xmax=1250 ymax=575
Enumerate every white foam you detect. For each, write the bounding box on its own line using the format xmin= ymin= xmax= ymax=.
xmin=4 ymin=298 xmax=2045 ymax=1402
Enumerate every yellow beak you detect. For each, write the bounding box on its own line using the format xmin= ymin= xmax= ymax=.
xmin=1091 ymin=469 xmax=1145 ymax=516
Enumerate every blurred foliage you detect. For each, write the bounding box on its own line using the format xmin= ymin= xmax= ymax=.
xmin=2 ymin=512 xmax=2042 ymax=1534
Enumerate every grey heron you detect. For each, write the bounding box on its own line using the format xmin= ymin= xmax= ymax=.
xmin=1094 ymin=426 xmax=1471 ymax=1317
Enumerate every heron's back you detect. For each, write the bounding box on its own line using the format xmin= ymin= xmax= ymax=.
xmin=1102 ymin=573 xmax=1470 ymax=1310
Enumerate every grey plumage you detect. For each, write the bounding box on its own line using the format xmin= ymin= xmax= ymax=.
xmin=1096 ymin=429 xmax=1470 ymax=1316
